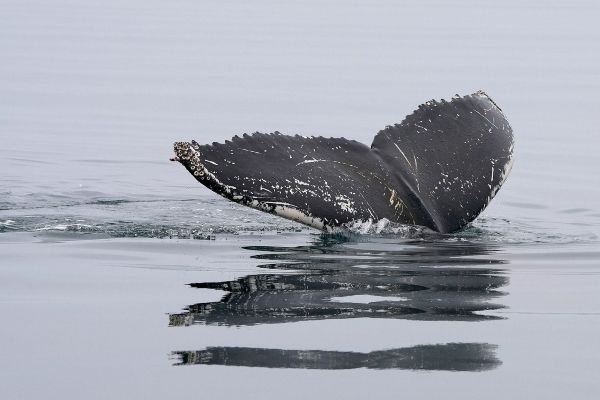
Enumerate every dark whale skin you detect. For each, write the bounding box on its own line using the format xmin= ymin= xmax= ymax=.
xmin=172 ymin=91 xmax=514 ymax=233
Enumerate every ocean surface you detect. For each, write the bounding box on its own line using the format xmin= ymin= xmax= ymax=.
xmin=1 ymin=0 xmax=599 ymax=399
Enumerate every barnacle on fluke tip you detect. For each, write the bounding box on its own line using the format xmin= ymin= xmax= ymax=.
xmin=172 ymin=91 xmax=514 ymax=233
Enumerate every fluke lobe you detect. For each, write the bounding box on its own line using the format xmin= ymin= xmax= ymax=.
xmin=172 ymin=91 xmax=514 ymax=233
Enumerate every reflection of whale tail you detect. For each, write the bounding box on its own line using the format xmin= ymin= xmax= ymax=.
xmin=173 ymin=91 xmax=514 ymax=233
xmin=173 ymin=343 xmax=501 ymax=371
xmin=169 ymin=266 xmax=508 ymax=327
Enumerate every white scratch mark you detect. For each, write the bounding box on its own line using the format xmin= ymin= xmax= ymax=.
xmin=240 ymin=148 xmax=262 ymax=154
xmin=296 ymin=159 xmax=327 ymax=166
xmin=473 ymin=109 xmax=498 ymax=129
xmin=393 ymin=143 xmax=412 ymax=168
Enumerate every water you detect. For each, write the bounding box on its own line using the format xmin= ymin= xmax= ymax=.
xmin=1 ymin=0 xmax=599 ymax=398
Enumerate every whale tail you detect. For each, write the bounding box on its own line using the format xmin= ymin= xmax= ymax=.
xmin=172 ymin=91 xmax=514 ymax=233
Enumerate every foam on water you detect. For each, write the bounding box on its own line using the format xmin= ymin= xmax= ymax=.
xmin=1 ymin=190 xmax=596 ymax=246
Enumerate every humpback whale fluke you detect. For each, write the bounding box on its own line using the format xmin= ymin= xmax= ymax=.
xmin=172 ymin=91 xmax=514 ymax=233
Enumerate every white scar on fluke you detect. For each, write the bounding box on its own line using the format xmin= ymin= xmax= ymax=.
xmin=172 ymin=91 xmax=514 ymax=234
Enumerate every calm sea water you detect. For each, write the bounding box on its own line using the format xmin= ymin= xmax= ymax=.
xmin=1 ymin=0 xmax=599 ymax=399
